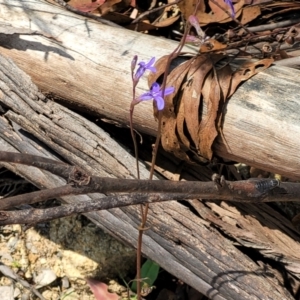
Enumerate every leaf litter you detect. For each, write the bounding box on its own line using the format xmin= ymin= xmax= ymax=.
xmin=149 ymin=52 xmax=273 ymax=162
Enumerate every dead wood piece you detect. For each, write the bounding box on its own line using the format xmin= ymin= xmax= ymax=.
xmin=0 ymin=18 xmax=298 ymax=300
xmin=0 ymin=0 xmax=300 ymax=179
xmin=191 ymin=200 xmax=300 ymax=281
xmin=2 ymin=153 xmax=300 ymax=212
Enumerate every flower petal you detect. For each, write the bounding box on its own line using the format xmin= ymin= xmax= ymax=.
xmin=150 ymin=82 xmax=160 ymax=93
xmin=163 ymin=86 xmax=175 ymax=96
xmin=138 ymin=92 xmax=153 ymax=101
xmin=135 ymin=67 xmax=144 ymax=80
xmin=154 ymin=96 xmax=165 ymax=110
xmin=148 ymin=66 xmax=157 ymax=73
xmin=147 ymin=57 xmax=156 ymax=67
xmin=224 ymin=0 xmax=235 ymax=17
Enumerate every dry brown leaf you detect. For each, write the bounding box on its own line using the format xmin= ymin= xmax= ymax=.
xmin=196 ymin=0 xmax=245 ymax=25
xmin=200 ymin=39 xmax=227 ymax=53
xmin=99 ymin=0 xmax=122 ymax=15
xmin=160 ymin=59 xmax=194 ymax=161
xmin=178 ymin=0 xmax=206 ymax=22
xmin=215 ymin=65 xmax=233 ymax=136
xmin=263 ymin=7 xmax=300 ymax=20
xmin=198 ymin=71 xmax=221 ymax=160
xmin=153 ymin=15 xmax=181 ymax=28
xmin=229 ymin=58 xmax=274 ymax=97
xmin=198 ymin=64 xmax=233 ymax=159
xmin=176 ymin=92 xmax=190 ymax=149
xmin=240 ymin=5 xmax=261 ymax=25
xmin=69 ymin=0 xmax=105 ymax=12
xmin=181 ymin=55 xmax=219 ymax=148
xmin=181 ymin=55 xmax=210 ymax=147
xmin=148 ymin=52 xmax=273 ymax=163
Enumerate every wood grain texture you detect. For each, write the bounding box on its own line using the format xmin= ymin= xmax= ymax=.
xmin=215 ymin=66 xmax=300 ymax=179
xmin=0 ymin=0 xmax=299 ymax=179
xmin=0 ymin=52 xmax=298 ymax=299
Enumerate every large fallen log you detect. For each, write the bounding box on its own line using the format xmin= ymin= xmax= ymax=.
xmin=0 ymin=0 xmax=300 ymax=179
xmin=1 ymin=51 xmax=300 ymax=299
xmin=1 ymin=1 xmax=300 ymax=299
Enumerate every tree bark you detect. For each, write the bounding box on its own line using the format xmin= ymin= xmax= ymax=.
xmin=0 ymin=0 xmax=299 ymax=179
xmin=0 ymin=51 xmax=300 ymax=299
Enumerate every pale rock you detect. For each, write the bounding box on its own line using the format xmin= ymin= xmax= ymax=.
xmin=34 ymin=269 xmax=57 ymax=288
xmin=0 ymin=285 xmax=14 ymax=300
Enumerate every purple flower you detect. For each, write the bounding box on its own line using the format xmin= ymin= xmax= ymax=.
xmin=224 ymin=0 xmax=235 ymax=17
xmin=134 ymin=57 xmax=156 ymax=81
xmin=138 ymin=82 xmax=175 ymax=110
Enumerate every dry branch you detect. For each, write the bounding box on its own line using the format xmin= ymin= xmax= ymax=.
xmin=2 ymin=152 xmax=300 ymax=214
xmin=0 ymin=0 xmax=299 ymax=178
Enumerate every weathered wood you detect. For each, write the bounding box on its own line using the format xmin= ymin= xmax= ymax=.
xmin=0 ymin=52 xmax=299 ymax=299
xmin=0 ymin=52 xmax=300 ymax=300
xmin=0 ymin=0 xmax=300 ymax=179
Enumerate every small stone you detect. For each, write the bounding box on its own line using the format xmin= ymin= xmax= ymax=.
xmin=28 ymin=253 xmax=38 ymax=264
xmin=39 ymin=257 xmax=47 ymax=265
xmin=20 ymin=292 xmax=30 ymax=300
xmin=0 ymin=285 xmax=14 ymax=300
xmin=11 ymin=225 xmax=22 ymax=234
xmin=24 ymin=269 xmax=32 ymax=279
xmin=34 ymin=269 xmax=57 ymax=288
xmin=61 ymin=276 xmax=70 ymax=289
xmin=13 ymin=287 xmax=21 ymax=298
xmin=7 ymin=237 xmax=18 ymax=250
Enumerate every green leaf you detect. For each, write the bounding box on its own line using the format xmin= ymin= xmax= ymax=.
xmin=131 ymin=259 xmax=160 ymax=292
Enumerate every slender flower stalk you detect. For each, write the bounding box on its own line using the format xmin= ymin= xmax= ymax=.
xmin=130 ymin=56 xmax=158 ymax=178
xmin=129 ymin=56 xmax=175 ymax=300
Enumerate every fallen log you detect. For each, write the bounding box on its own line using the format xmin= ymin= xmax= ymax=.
xmin=0 ymin=52 xmax=300 ymax=299
xmin=0 ymin=0 xmax=300 ymax=179
xmin=1 ymin=1 xmax=300 ymax=299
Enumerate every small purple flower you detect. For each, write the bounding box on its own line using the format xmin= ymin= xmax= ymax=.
xmin=134 ymin=57 xmax=156 ymax=81
xmin=224 ymin=0 xmax=235 ymax=17
xmin=138 ymin=82 xmax=175 ymax=110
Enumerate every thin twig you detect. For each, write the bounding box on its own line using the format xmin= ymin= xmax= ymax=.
xmin=0 ymin=193 xmax=186 ymax=225
xmin=2 ymin=177 xmax=300 ymax=211
xmin=247 ymin=19 xmax=300 ymax=32
xmin=0 ymin=180 xmax=300 ymax=225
